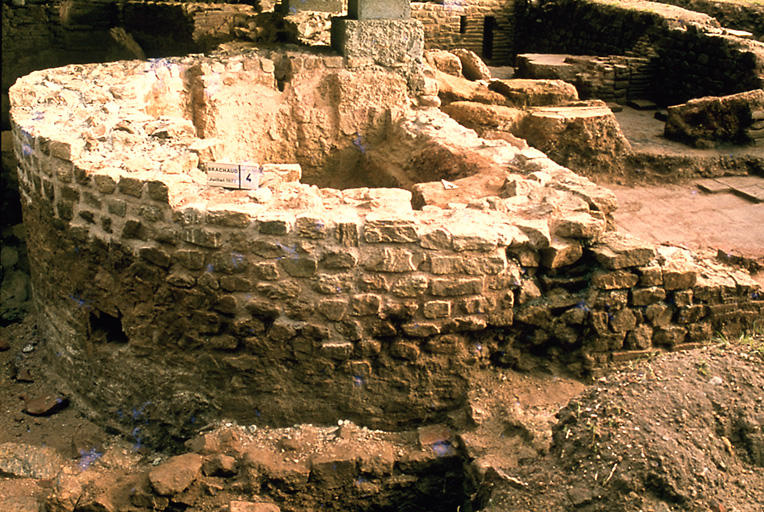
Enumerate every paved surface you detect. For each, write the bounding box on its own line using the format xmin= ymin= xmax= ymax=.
xmin=607 ymin=179 xmax=764 ymax=264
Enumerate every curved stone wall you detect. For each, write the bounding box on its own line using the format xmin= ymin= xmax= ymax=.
xmin=10 ymin=46 xmax=763 ymax=446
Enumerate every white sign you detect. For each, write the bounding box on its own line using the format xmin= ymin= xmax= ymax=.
xmin=205 ymin=162 xmax=263 ymax=190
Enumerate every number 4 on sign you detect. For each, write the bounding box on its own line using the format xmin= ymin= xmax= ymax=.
xmin=240 ymin=164 xmax=262 ymax=190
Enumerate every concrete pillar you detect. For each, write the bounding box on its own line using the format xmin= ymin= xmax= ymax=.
xmin=347 ymin=0 xmax=410 ymax=20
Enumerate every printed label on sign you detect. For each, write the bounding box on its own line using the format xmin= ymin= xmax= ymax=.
xmin=206 ymin=163 xmax=240 ymax=189
xmin=239 ymin=164 xmax=263 ymax=190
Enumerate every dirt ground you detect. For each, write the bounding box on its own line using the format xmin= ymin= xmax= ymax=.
xmin=2 ymin=309 xmax=763 ymax=511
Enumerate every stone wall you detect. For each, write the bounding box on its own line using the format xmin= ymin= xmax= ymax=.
xmin=518 ymin=0 xmax=764 ymax=106
xmin=10 ymin=47 xmax=763 ymax=446
xmin=411 ymin=0 xmax=517 ymax=64
xmin=657 ymin=0 xmax=764 ymax=41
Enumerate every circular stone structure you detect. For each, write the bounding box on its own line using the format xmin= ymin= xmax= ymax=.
xmin=9 ymin=46 xmax=763 ymax=446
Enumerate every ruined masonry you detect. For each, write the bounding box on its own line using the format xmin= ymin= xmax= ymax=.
xmin=8 ymin=5 xmax=764 ymax=447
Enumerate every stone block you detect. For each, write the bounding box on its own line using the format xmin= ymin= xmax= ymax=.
xmin=348 ymin=0 xmax=410 ymax=20
xmin=286 ymin=0 xmax=343 ymax=13
xmin=430 ymin=277 xmax=483 ymax=297
xmin=591 ymin=232 xmax=655 ymax=269
xmin=363 ymin=215 xmax=418 ymax=243
xmin=423 ymin=300 xmax=451 ymax=319
xmin=363 ymin=247 xmax=417 ymax=273
xmin=541 ymin=237 xmax=582 ymax=269
xmin=331 ymin=19 xmax=423 ymax=68
xmin=592 ymin=270 xmax=639 ymax=290
xmin=631 ymin=287 xmax=666 ymax=306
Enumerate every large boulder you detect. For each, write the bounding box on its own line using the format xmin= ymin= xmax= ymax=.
xmin=518 ymin=103 xmax=632 ymax=176
xmin=489 ymin=79 xmax=579 ymax=107
xmin=451 ymin=48 xmax=491 ymax=81
xmin=664 ymin=89 xmax=764 ymax=147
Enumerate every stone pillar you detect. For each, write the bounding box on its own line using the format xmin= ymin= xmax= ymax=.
xmin=331 ymin=0 xmax=423 ymax=68
xmin=347 ymin=0 xmax=410 ymax=20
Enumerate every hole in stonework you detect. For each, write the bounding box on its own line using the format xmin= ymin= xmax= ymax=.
xmin=89 ymin=309 xmax=128 ymax=344
xmin=459 ymin=15 xmax=467 ymax=34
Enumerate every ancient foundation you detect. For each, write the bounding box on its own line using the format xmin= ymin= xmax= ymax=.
xmin=9 ymin=45 xmax=763 ymax=448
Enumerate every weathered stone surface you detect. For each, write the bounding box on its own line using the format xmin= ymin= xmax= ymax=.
xmin=591 ymin=232 xmax=655 ymax=269
xmin=665 ymin=89 xmax=764 ymax=147
xmin=286 ymin=0 xmax=342 ymax=13
xmin=518 ymin=104 xmax=632 ymax=174
xmin=424 ymin=49 xmax=462 ymax=77
xmin=331 ymin=19 xmax=423 ymax=67
xmin=230 ymin=501 xmax=280 ymax=512
xmin=348 ymin=0 xmax=410 ymax=20
xmin=625 ymin=324 xmax=653 ymax=350
xmin=451 ymin=49 xmax=491 ymax=81
xmin=441 ymin=101 xmax=526 ymax=134
xmin=631 ymin=287 xmax=666 ymax=306
xmin=434 ymin=69 xmax=507 ymax=105
xmin=553 ymin=211 xmax=606 ymax=239
xmin=489 ymin=79 xmax=578 ymax=107
xmin=541 ymin=237 xmax=582 ymax=268
xmin=0 ymin=443 xmax=64 ymax=479
xmin=149 ymin=453 xmax=203 ymax=496
xmin=591 ymin=270 xmax=639 ymax=290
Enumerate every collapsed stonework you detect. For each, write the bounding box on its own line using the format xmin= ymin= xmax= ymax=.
xmin=9 ymin=36 xmax=763 ymax=449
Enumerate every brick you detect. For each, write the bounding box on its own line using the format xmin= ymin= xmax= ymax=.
xmin=402 ymin=322 xmax=440 ymax=338
xmin=631 ymin=287 xmax=666 ymax=306
xmin=281 ymin=257 xmax=317 ymax=278
xmin=254 ymin=262 xmax=280 ymax=281
xmin=638 ymin=265 xmax=663 ymax=286
xmin=318 ymin=299 xmax=348 ymax=321
xmin=590 ymin=232 xmax=655 ymax=269
xmin=107 ymin=199 xmax=127 ymax=217
xmin=363 ymin=247 xmax=417 ymax=272
xmin=553 ymin=212 xmax=606 ymax=239
xmin=653 ymin=326 xmax=686 ymax=347
xmin=207 ymin=210 xmax=250 ymax=228
xmin=430 ymin=277 xmax=483 ymax=297
xmin=182 ymin=228 xmax=222 ymax=248
xmin=423 ymin=300 xmax=451 ymax=319
xmin=645 ymin=303 xmax=672 ymax=327
xmin=140 ymin=247 xmax=171 ymax=268
xmin=390 ymin=275 xmax=429 ymax=297
xmin=351 ymin=294 xmax=381 ymax=316
xmin=662 ymin=264 xmax=697 ymax=290
xmin=296 ymin=214 xmax=329 ymax=239
xmin=676 ymin=305 xmax=706 ymax=324
xmin=363 ymin=215 xmax=418 ymax=243
xmin=118 ymin=176 xmax=144 ymax=197
xmin=592 ymin=270 xmax=639 ymax=290
xmin=541 ymin=238 xmax=582 ymax=268
xmin=419 ymin=227 xmax=451 ymax=250
xmin=391 ymin=341 xmax=420 ymax=360
xmin=321 ymin=250 xmax=358 ymax=269
xmin=123 ymin=219 xmax=147 ymax=240
xmin=625 ymin=324 xmax=652 ymax=350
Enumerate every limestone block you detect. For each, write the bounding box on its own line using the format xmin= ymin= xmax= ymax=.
xmin=424 ymin=49 xmax=462 ymax=77
xmin=331 ymin=19 xmax=423 ymax=68
xmin=665 ymin=89 xmax=764 ymax=147
xmin=541 ymin=237 xmax=582 ymax=269
xmin=590 ymin=232 xmax=655 ymax=270
xmin=591 ymin=270 xmax=639 ymax=290
xmin=489 ymin=79 xmax=579 ymax=107
xmin=286 ymin=0 xmax=343 ymax=13
xmin=348 ymin=0 xmax=410 ymax=19
xmin=451 ymin=49 xmax=491 ymax=81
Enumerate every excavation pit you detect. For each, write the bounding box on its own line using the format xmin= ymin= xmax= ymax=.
xmin=9 ymin=45 xmax=764 ymax=451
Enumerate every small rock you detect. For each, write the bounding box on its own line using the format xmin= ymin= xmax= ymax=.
xmin=149 ymin=453 xmax=203 ymax=496
xmin=708 ymin=376 xmax=723 ymax=386
xmin=0 ymin=337 xmax=9 ymax=351
xmin=24 ymin=394 xmax=69 ymax=416
xmin=21 ymin=344 xmax=34 ymax=353
xmin=14 ymin=367 xmax=34 ymax=383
